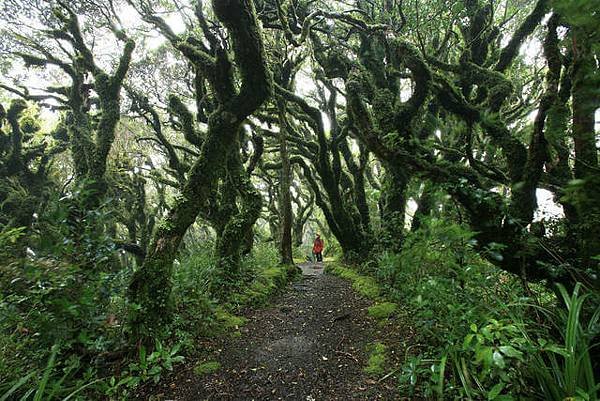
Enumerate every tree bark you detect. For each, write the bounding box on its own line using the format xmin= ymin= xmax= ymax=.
xmin=570 ymin=28 xmax=600 ymax=265
xmin=215 ymin=144 xmax=263 ymax=291
xmin=128 ymin=0 xmax=272 ymax=343
xmin=278 ymin=101 xmax=294 ymax=265
xmin=411 ymin=181 xmax=434 ymax=232
xmin=380 ymin=163 xmax=409 ymax=252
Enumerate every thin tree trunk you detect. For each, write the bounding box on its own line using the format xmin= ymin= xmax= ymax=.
xmin=571 ymin=29 xmax=600 ymax=264
xmin=412 ymin=181 xmax=434 ymax=232
xmin=278 ymin=101 xmax=294 ymax=264
xmin=380 ymin=163 xmax=409 ymax=252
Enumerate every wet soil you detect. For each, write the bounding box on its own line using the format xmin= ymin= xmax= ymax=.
xmin=142 ymin=262 xmax=400 ymax=400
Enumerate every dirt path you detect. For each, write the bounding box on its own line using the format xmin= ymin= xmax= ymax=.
xmin=151 ymin=262 xmax=398 ymax=400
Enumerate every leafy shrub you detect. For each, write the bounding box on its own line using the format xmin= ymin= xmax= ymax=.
xmin=0 ymin=256 xmax=130 ymax=380
xmin=31 ymin=185 xmax=118 ymax=267
xmin=124 ymin=341 xmax=185 ymax=386
xmin=528 ymin=283 xmax=600 ymax=401
xmin=445 ymin=318 xmax=531 ymax=400
xmin=1 ymin=235 xmax=287 ymax=400
xmin=361 ymin=217 xmax=598 ymax=399
xmin=1 ymin=344 xmax=107 ymax=401
xmin=0 ymin=226 xmax=26 ymax=255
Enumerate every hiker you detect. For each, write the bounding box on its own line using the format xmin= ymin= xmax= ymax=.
xmin=313 ymin=234 xmax=324 ymax=263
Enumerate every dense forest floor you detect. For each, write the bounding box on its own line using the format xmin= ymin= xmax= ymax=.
xmin=136 ymin=262 xmax=405 ymax=400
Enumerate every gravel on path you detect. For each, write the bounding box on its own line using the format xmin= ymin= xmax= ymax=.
xmin=143 ymin=262 xmax=399 ymax=401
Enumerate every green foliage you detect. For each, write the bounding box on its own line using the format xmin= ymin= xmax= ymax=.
xmin=292 ymin=245 xmax=307 ymax=263
xmin=0 ymin=178 xmax=36 ymax=230
xmin=351 ymin=217 xmax=600 ymax=399
xmin=399 ymin=354 xmax=445 ymax=399
xmin=528 ymin=283 xmax=600 ymax=401
xmin=0 ymin=254 xmax=130 ymax=386
xmin=554 ymin=0 xmax=600 ymax=34
xmin=19 ymin=113 xmax=41 ymax=135
xmin=34 ymin=343 xmax=58 ymax=401
xmin=124 ymin=341 xmax=185 ymax=387
xmin=1 ymin=343 xmax=106 ymax=401
xmin=323 ymin=236 xmax=342 ymax=259
xmin=213 ymin=307 xmax=247 ymax=332
xmin=33 ymin=183 xmax=117 ymax=266
xmin=2 ymin=0 xmax=599 ymax=398
xmin=0 ymin=236 xmax=289 ymax=400
xmin=446 ymin=318 xmax=530 ymax=400
xmin=380 ymin=218 xmax=529 ymax=398
xmin=0 ymin=225 xmax=26 ymax=255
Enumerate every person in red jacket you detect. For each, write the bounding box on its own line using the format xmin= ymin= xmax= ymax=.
xmin=313 ymin=234 xmax=324 ymax=263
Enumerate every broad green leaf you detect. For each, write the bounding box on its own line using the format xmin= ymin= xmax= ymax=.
xmin=499 ymin=345 xmax=523 ymax=359
xmin=492 ymin=351 xmax=505 ymax=368
xmin=487 ymin=382 xmax=505 ymax=400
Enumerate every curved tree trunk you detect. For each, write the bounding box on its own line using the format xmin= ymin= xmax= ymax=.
xmin=128 ymin=0 xmax=272 ymax=343
xmin=215 ymin=146 xmax=263 ymax=291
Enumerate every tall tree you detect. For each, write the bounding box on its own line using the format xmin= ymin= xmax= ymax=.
xmin=127 ymin=0 xmax=272 ymax=342
xmin=268 ymin=0 xmax=599 ymax=287
xmin=277 ymin=99 xmax=294 ymax=265
xmin=0 ymin=99 xmax=66 ymax=242
xmin=5 ymin=1 xmax=135 ymax=207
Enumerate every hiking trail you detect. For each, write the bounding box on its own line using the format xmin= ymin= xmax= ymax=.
xmin=142 ymin=262 xmax=401 ymax=400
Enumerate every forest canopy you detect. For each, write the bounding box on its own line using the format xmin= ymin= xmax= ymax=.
xmin=0 ymin=0 xmax=599 ymax=399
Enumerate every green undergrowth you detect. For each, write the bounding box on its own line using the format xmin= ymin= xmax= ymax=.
xmin=349 ymin=218 xmax=599 ymax=400
xmin=213 ymin=307 xmax=247 ymax=332
xmin=207 ymin=264 xmax=294 ymax=337
xmin=227 ymin=265 xmax=292 ymax=309
xmin=0 ymin=241 xmax=296 ymax=400
xmin=174 ymin=243 xmax=296 ymax=341
xmin=328 ymin=262 xmax=398 ymax=321
xmin=327 ymin=261 xmax=396 ymax=379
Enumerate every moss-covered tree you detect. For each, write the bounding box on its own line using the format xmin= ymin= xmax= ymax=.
xmin=0 ymin=99 xmax=67 ymax=245
xmin=126 ymin=0 xmax=272 ymax=342
xmin=8 ymin=2 xmax=134 ymax=206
